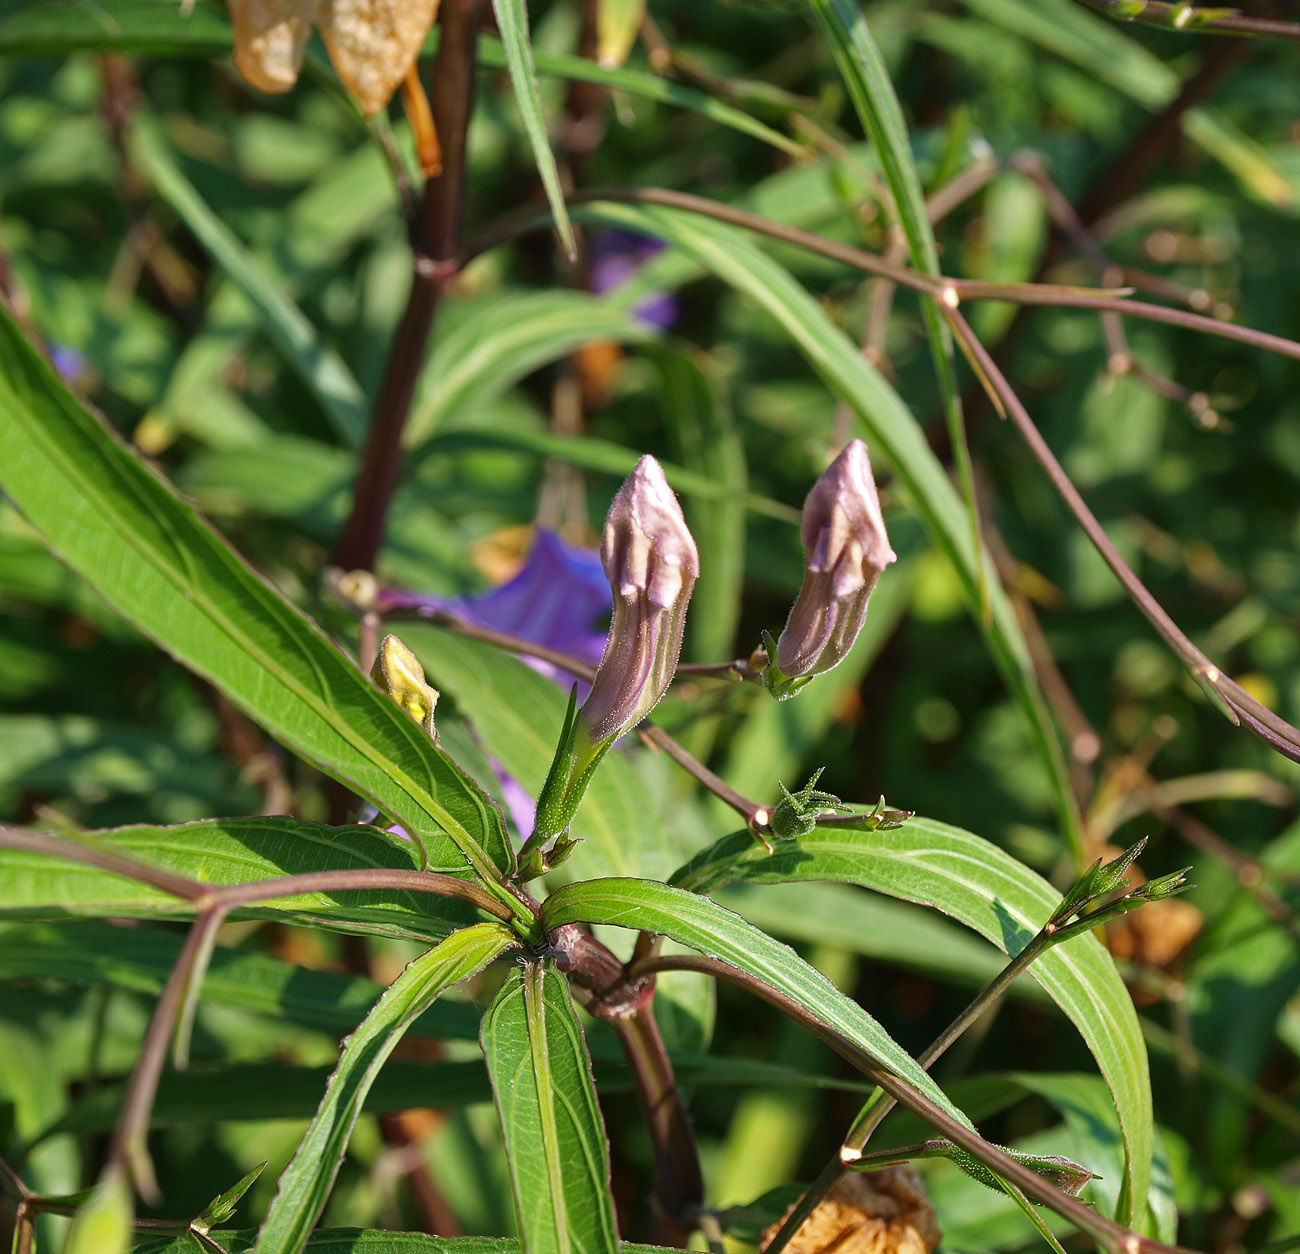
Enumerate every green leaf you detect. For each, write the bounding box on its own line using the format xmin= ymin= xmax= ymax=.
xmin=670 ymin=818 xmax=1153 ymax=1224
xmin=0 ymin=306 xmax=520 ymax=898
xmin=140 ymin=1234 xmax=675 ymax=1253
xmin=490 ymin=0 xmax=576 ymax=260
xmin=0 ymin=920 xmax=483 ymax=1039
xmin=575 ymin=199 xmax=1082 ymax=856
xmin=420 ymin=427 xmax=796 ymax=523
xmin=0 ymin=818 xmax=477 ymax=940
xmin=30 ymin=1059 xmax=492 ymax=1143
xmin=0 ymin=8 xmax=798 ymax=158
xmin=128 ymin=119 xmax=370 ymax=448
xmin=541 ymin=878 xmax=974 ymax=1127
xmin=405 ymin=291 xmax=653 ymax=448
xmin=404 ymin=626 xmax=680 ymax=881
xmin=805 ymin=0 xmax=983 ymax=662
xmin=149 ymin=144 xmax=398 ymax=449
xmin=255 ymin=922 xmax=517 ymax=1254
xmin=480 ymin=962 xmax=620 ymax=1254
xmin=0 ymin=0 xmax=233 ymax=55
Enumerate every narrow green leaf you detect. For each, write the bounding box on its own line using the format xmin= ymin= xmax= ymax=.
xmin=480 ymin=962 xmax=620 ymax=1254
xmin=541 ymin=879 xmax=974 ymax=1128
xmin=0 ymin=307 xmax=520 ymax=896
xmin=805 ymin=0 xmax=984 ymax=646
xmin=141 ymin=1234 xmax=674 ymax=1254
xmin=128 ymin=119 xmax=370 ymax=447
xmin=405 ymin=291 xmax=653 ymax=448
xmin=420 ymin=427 xmax=796 ymax=523
xmin=0 ymin=818 xmax=476 ymax=940
xmin=0 ymin=0 xmax=232 ymax=55
xmin=490 ymin=0 xmax=576 ymax=260
xmin=32 ymin=1059 xmax=492 ymax=1141
xmin=0 ymin=920 xmax=483 ymax=1040
xmin=577 ymin=200 xmax=1082 ymax=856
xmin=670 ymin=818 xmax=1153 ymax=1223
xmin=255 ymin=923 xmax=517 ymax=1254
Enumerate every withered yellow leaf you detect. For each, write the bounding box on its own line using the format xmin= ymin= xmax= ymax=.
xmin=318 ymin=0 xmax=441 ymax=117
xmin=228 ymin=0 xmax=315 ymax=95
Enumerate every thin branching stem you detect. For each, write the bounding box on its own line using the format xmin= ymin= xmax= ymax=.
xmin=458 ymin=185 xmax=1300 ymax=364
xmin=944 ymin=305 xmax=1300 ymax=764
xmin=336 ymin=0 xmax=486 ymax=570
xmin=110 ymin=906 xmax=227 ymax=1203
xmin=0 ymin=826 xmax=517 ymax=923
xmin=623 ymin=952 xmax=1198 ymax=1254
xmin=1075 ymin=0 xmax=1300 ymax=40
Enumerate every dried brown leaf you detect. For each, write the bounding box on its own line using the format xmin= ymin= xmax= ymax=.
xmin=228 ymin=0 xmax=314 ymax=95
xmin=760 ymin=1169 xmax=942 ymax=1254
xmin=318 ymin=0 xmax=441 ymax=116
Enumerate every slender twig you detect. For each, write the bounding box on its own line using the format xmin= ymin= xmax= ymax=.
xmin=211 ymin=868 xmax=515 ymax=922
xmin=1075 ymin=0 xmax=1300 ymax=40
xmin=0 ymin=826 xmax=520 ymax=923
xmin=110 ymin=907 xmax=227 ymax=1202
xmin=335 ymin=0 xmax=486 ymax=571
xmin=757 ymin=927 xmax=1058 ymax=1254
xmin=948 ymin=279 xmax=1300 ymax=361
xmin=944 ymin=305 xmax=1300 ymax=764
xmin=0 ymin=827 xmax=207 ymax=900
xmin=619 ymin=952 xmax=1198 ymax=1254
xmin=458 ymin=185 xmax=1300 ymax=365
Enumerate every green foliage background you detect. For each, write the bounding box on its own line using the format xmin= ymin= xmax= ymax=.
xmin=2 ymin=1 xmax=1300 ymax=1251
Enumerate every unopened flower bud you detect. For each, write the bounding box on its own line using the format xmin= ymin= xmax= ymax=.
xmin=768 ymin=440 xmax=895 ymax=696
xmin=371 ymin=634 xmax=438 ymax=739
xmin=580 ymin=455 xmax=699 ymax=742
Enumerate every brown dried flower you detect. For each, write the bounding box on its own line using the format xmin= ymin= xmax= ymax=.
xmin=760 ymin=1169 xmax=941 ymax=1254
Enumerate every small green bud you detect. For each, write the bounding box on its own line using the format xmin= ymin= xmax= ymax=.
xmin=193 ymin=1161 xmax=266 ymax=1235
xmin=1138 ymin=866 xmax=1194 ymax=901
xmin=768 ymin=769 xmax=849 ymax=841
xmin=1090 ymin=838 xmax=1147 ymax=899
xmin=946 ymin=1142 xmax=1096 ymax=1199
xmin=371 ymin=634 xmax=438 ymax=739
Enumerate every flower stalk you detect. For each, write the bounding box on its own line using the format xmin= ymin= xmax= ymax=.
xmin=519 ymin=456 xmax=698 ymax=878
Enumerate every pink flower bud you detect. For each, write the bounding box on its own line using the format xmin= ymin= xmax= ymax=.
xmin=580 ymin=456 xmax=699 ymax=742
xmin=775 ymin=440 xmax=896 ymax=681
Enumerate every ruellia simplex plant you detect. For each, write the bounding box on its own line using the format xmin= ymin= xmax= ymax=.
xmin=3 ymin=3 xmax=1300 ymax=1254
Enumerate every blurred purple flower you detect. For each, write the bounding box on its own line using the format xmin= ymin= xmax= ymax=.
xmin=378 ymin=528 xmax=611 ymax=676
xmin=590 ymin=231 xmax=678 ymax=330
xmin=50 ymin=345 xmax=86 ymax=382
xmin=377 ymin=529 xmax=614 ymax=839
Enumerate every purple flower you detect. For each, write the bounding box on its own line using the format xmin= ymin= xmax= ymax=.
xmin=378 ymin=528 xmax=611 ymax=678
xmin=590 ymin=231 xmax=678 ymax=330
xmin=375 ymin=529 xmax=614 ymax=838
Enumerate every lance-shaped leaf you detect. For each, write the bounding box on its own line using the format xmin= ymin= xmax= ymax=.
xmin=0 ymin=307 xmax=521 ymax=901
xmin=480 ymin=962 xmax=620 ymax=1254
xmin=255 ymin=922 xmax=517 ymax=1254
xmin=0 ymin=817 xmax=482 ymax=940
xmin=541 ymin=879 xmax=972 ymax=1128
xmin=670 ymin=819 xmax=1153 ymax=1226
xmin=491 ymin=0 xmax=576 ymax=259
